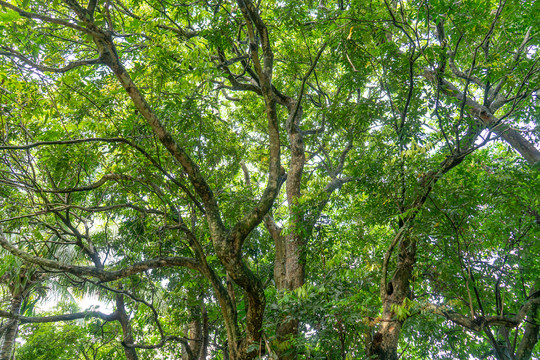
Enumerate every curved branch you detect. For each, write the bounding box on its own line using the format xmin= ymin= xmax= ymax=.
xmin=426 ymin=296 xmax=540 ymax=332
xmin=2 ymin=173 xmax=136 ymax=194
xmin=0 ymin=204 xmax=165 ymax=224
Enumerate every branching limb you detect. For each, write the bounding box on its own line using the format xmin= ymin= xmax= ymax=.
xmin=426 ymin=295 xmax=540 ymax=332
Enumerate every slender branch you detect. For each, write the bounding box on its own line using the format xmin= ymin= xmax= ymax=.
xmin=156 ymin=24 xmax=199 ymax=39
xmin=0 ymin=203 xmax=165 ymax=224
xmin=2 ymin=173 xmax=136 ymax=194
xmin=0 ymin=137 xmax=205 ymax=213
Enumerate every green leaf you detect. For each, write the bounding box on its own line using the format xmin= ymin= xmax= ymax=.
xmin=0 ymin=10 xmax=21 ymax=22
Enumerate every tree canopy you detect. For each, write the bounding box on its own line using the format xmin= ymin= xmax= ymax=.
xmin=0 ymin=0 xmax=539 ymax=359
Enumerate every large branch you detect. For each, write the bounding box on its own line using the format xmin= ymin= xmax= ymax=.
xmin=0 ymin=231 xmax=199 ymax=282
xmin=92 ymin=32 xmax=225 ymax=238
xmin=355 ymin=23 xmax=540 ymax=167
xmin=227 ymin=0 xmax=281 ymax=247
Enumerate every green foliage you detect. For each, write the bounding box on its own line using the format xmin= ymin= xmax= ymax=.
xmin=0 ymin=0 xmax=539 ymax=359
xmin=17 ymin=320 xmax=123 ymax=360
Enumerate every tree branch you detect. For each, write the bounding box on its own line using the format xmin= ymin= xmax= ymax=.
xmin=0 ymin=137 xmax=206 ymax=214
xmin=0 ymin=46 xmax=103 ymax=73
xmin=0 ymin=309 xmax=118 ymax=323
xmin=424 ymin=69 xmax=540 ymax=166
xmin=0 ymin=231 xmax=200 ymax=282
xmin=0 ymin=0 xmax=100 ymax=36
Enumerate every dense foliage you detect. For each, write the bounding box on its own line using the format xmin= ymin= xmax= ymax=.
xmin=0 ymin=0 xmax=539 ymax=359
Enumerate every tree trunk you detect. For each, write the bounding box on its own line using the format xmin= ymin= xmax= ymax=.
xmin=199 ymin=302 xmax=209 ymax=360
xmin=182 ymin=301 xmax=209 ymax=360
xmin=0 ymin=295 xmax=22 ymax=360
xmin=188 ymin=307 xmax=202 ymax=360
xmin=116 ymin=294 xmax=139 ymax=360
xmin=265 ymin=104 xmax=306 ymax=360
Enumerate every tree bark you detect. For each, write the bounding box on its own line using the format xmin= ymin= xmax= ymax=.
xmin=0 ymin=294 xmax=22 ymax=360
xmin=116 ymin=294 xmax=139 ymax=360
xmin=278 ymin=104 xmax=307 ymax=359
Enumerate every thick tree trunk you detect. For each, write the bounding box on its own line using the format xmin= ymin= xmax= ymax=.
xmin=116 ymin=294 xmax=139 ymax=360
xmin=265 ymin=215 xmax=302 ymax=359
xmin=270 ymin=104 xmax=306 ymax=360
xmin=0 ymin=295 xmax=22 ymax=360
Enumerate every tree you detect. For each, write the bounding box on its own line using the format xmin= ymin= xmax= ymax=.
xmin=0 ymin=0 xmax=538 ymax=359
